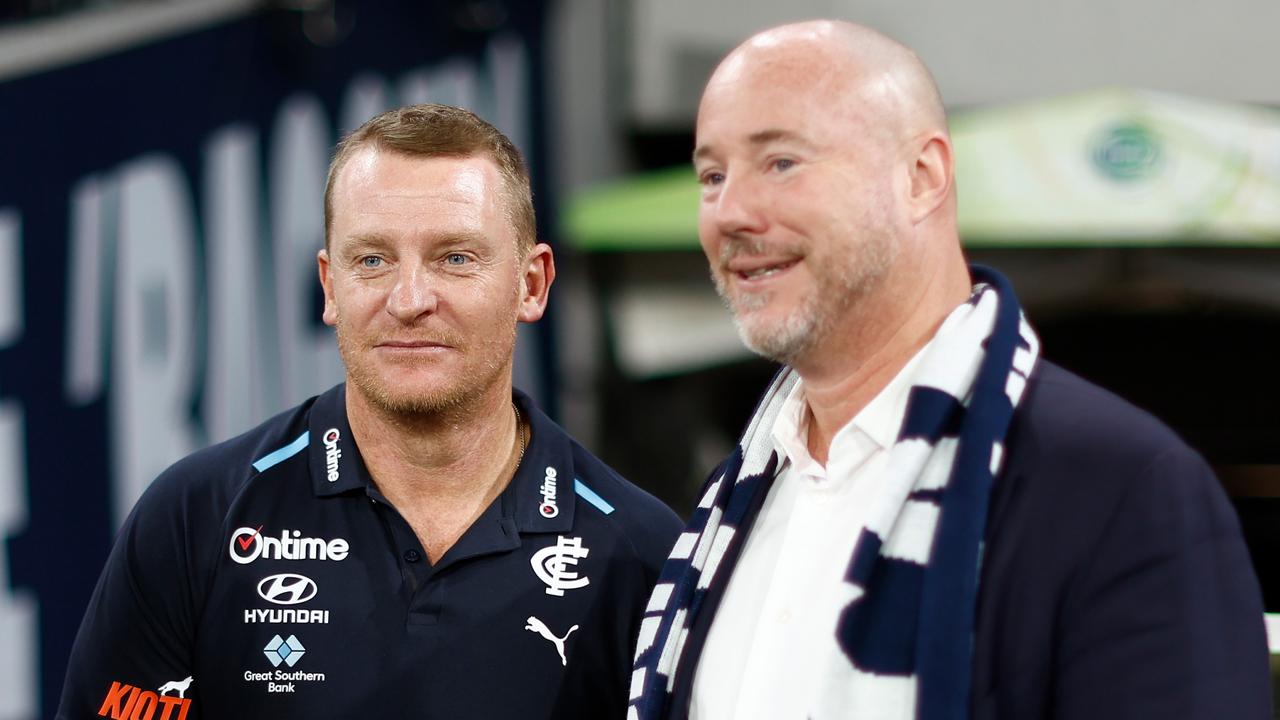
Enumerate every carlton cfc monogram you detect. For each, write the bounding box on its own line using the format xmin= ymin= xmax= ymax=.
xmin=531 ymin=536 xmax=591 ymax=596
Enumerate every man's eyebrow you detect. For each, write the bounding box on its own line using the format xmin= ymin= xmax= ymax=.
xmin=746 ymin=129 xmax=811 ymax=147
xmin=693 ymin=129 xmax=814 ymax=163
xmin=428 ymin=230 xmax=490 ymax=248
xmin=342 ymin=233 xmax=390 ymax=250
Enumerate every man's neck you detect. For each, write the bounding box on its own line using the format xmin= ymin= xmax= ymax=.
xmin=798 ymin=258 xmax=970 ymax=464
xmin=344 ymin=382 xmax=522 ymax=562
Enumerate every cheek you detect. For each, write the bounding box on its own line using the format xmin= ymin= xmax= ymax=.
xmin=696 ymin=215 xmax=720 ymax=263
xmin=455 ymin=277 xmax=517 ymax=316
xmin=857 ymin=187 xmax=901 ymax=234
xmin=334 ymin=285 xmax=388 ymax=322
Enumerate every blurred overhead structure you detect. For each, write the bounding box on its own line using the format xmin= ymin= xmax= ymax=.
xmin=565 ymin=88 xmax=1280 ymax=253
xmin=954 ymin=88 xmax=1280 ymax=245
xmin=0 ymin=0 xmax=261 ymax=80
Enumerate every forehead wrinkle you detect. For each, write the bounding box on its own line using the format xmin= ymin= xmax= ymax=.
xmin=344 ymin=229 xmax=488 ymax=246
xmin=374 ymin=191 xmax=485 ymax=207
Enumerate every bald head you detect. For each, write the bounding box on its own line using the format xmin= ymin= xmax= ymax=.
xmin=693 ymin=20 xmax=970 ymax=373
xmin=704 ymin=20 xmax=947 ymax=148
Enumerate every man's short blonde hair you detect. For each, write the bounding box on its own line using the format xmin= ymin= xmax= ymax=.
xmin=324 ymin=104 xmax=536 ymax=250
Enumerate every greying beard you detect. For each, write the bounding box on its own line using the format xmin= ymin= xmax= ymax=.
xmin=712 ymin=229 xmax=898 ymax=365
xmin=713 ymin=271 xmax=820 ymax=365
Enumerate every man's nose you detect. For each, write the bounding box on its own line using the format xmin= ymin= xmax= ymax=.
xmin=709 ymin=173 xmax=768 ymax=237
xmin=385 ymin=264 xmax=438 ymax=322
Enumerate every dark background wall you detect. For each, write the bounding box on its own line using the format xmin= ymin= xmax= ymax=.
xmin=0 ymin=3 xmax=549 ymax=716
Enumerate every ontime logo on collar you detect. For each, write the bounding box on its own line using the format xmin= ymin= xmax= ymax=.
xmin=322 ymin=428 xmax=341 ymax=482
xmin=539 ymin=466 xmax=559 ymax=517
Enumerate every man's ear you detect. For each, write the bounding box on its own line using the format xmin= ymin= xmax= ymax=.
xmin=517 ymin=243 xmax=555 ymax=323
xmin=318 ymin=247 xmax=338 ymax=327
xmin=906 ymin=133 xmax=953 ymax=224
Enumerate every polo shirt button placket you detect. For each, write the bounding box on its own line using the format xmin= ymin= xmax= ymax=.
xmin=403 ymin=548 xmax=422 ymax=563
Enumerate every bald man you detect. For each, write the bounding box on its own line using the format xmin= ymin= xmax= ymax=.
xmin=629 ymin=20 xmax=1270 ymax=720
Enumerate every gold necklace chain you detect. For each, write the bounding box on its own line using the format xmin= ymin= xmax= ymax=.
xmin=512 ymin=401 xmax=527 ymax=469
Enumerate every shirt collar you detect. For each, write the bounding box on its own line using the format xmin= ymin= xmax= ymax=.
xmin=308 ymin=385 xmax=368 ymax=497
xmin=307 ymin=385 xmax=578 ymax=533
xmin=771 ymin=382 xmax=812 ymax=471
xmin=855 ymin=347 xmax=926 ymax=450
xmin=506 ymin=388 xmax=576 ymax=534
xmin=771 ymin=337 xmax=935 ymax=468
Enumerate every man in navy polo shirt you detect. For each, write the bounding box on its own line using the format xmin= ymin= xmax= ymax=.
xmin=58 ymin=104 xmax=683 ymax=719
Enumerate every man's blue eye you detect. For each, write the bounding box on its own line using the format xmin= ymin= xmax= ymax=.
xmin=773 ymin=158 xmax=795 ymax=171
xmin=446 ymin=253 xmax=468 ymax=266
xmin=360 ymin=256 xmax=383 ymax=268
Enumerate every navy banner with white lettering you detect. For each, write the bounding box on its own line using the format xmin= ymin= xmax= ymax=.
xmin=0 ymin=3 xmax=548 ymax=716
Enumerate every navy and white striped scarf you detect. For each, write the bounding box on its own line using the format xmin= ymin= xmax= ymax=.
xmin=628 ymin=266 xmax=1039 ymax=720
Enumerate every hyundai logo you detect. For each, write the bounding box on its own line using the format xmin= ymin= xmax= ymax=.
xmin=256 ymin=573 xmax=318 ymax=605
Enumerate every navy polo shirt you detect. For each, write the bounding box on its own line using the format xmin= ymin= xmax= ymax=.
xmin=58 ymin=384 xmax=683 ymax=719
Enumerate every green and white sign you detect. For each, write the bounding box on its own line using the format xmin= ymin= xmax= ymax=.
xmin=565 ymin=88 xmax=1280 ymax=251
xmin=952 ymin=88 xmax=1280 ymax=246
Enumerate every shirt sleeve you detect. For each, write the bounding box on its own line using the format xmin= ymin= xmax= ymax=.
xmin=1051 ymin=446 xmax=1272 ymax=719
xmin=56 ymin=470 xmax=204 ymax=720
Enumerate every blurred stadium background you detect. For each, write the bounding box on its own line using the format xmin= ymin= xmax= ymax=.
xmin=1 ymin=0 xmax=1279 ymax=717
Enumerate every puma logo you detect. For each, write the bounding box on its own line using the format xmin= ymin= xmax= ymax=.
xmin=157 ymin=676 xmax=193 ymax=698
xmin=524 ymin=615 xmax=579 ymax=666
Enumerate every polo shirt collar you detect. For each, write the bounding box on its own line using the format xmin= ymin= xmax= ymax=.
xmin=308 ymin=385 xmax=370 ymax=497
xmin=770 ymin=337 xmax=934 ymax=470
xmin=507 ymin=388 xmax=576 ymax=534
xmin=307 ymin=385 xmax=578 ymax=534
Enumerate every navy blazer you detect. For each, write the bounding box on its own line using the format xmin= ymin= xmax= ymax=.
xmin=972 ymin=361 xmax=1272 ymax=718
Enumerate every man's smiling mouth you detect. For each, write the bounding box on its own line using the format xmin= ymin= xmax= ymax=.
xmin=736 ymin=259 xmax=799 ymax=280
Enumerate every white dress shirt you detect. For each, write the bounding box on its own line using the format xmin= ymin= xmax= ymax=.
xmin=690 ymin=347 xmax=928 ymax=720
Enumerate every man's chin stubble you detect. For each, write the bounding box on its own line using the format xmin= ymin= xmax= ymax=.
xmin=735 ymin=311 xmax=819 ymax=366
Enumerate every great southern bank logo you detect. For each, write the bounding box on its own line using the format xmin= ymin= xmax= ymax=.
xmin=263 ymin=634 xmax=306 ymax=668
xmin=229 ymin=527 xmax=350 ymax=564
xmin=322 ymin=428 xmax=341 ymax=482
